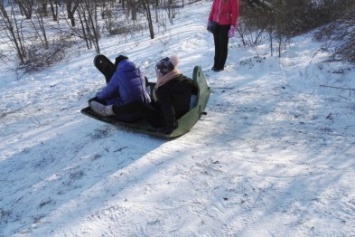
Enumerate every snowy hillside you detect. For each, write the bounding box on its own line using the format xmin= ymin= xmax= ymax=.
xmin=0 ymin=1 xmax=354 ymax=237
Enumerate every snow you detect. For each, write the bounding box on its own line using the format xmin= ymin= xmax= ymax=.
xmin=1 ymin=1 xmax=354 ymax=236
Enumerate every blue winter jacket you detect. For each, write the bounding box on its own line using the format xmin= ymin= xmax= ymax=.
xmin=96 ymin=59 xmax=151 ymax=121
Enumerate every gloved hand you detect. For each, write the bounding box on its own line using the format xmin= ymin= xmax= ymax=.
xmin=115 ymin=55 xmax=128 ymax=68
xmin=88 ymin=97 xmax=97 ymax=103
xmin=207 ymin=21 xmax=212 ymax=30
xmin=228 ymin=26 xmax=236 ymax=38
xmin=88 ymin=96 xmax=106 ymax=104
xmin=207 ymin=21 xmax=216 ymax=33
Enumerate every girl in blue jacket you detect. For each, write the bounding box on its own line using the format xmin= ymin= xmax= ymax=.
xmin=89 ymin=55 xmax=151 ymax=123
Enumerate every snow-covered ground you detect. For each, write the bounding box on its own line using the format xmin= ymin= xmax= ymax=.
xmin=1 ymin=1 xmax=354 ymax=236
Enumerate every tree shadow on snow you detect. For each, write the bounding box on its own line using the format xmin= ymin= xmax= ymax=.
xmin=0 ymin=114 xmax=169 ymax=236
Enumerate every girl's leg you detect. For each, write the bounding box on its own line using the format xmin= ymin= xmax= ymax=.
xmin=93 ymin=54 xmax=116 ymax=83
xmin=218 ymin=25 xmax=230 ymax=69
xmin=213 ymin=25 xmax=230 ymax=70
xmin=212 ymin=30 xmax=220 ymax=69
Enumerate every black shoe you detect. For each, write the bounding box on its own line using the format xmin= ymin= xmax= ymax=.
xmin=212 ymin=67 xmax=224 ymax=72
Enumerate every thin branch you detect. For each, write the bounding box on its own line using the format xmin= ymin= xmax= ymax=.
xmin=319 ymin=85 xmax=355 ymax=91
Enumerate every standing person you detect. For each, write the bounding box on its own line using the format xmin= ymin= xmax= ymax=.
xmin=88 ymin=55 xmax=151 ymax=123
xmin=207 ymin=0 xmax=239 ymax=72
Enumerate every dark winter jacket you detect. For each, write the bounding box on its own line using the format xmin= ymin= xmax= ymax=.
xmin=208 ymin=0 xmax=239 ymax=27
xmin=96 ymin=60 xmax=150 ymax=105
xmin=154 ymin=74 xmax=198 ymax=133
xmin=96 ymin=59 xmax=151 ymax=122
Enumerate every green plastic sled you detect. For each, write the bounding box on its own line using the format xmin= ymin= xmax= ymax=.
xmin=81 ymin=66 xmax=211 ymax=138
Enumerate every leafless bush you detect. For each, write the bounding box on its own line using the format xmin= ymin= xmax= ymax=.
xmin=314 ymin=5 xmax=355 ymax=62
xmin=0 ymin=0 xmax=185 ymax=70
xmin=0 ymin=51 xmax=7 ymax=63
xmin=241 ymin=0 xmax=355 ymax=60
xmin=106 ymin=18 xmax=147 ymax=36
xmin=20 ymin=38 xmax=73 ymax=73
xmin=105 ymin=19 xmax=132 ymax=35
xmin=236 ymin=20 xmax=265 ymax=47
xmin=336 ymin=42 xmax=355 ymax=63
xmin=241 ymin=0 xmax=286 ymax=56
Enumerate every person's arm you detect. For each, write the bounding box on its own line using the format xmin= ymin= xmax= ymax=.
xmin=189 ymin=79 xmax=198 ymax=95
xmin=208 ymin=0 xmax=217 ymax=22
xmin=96 ymin=69 xmax=121 ymax=100
xmin=231 ymin=0 xmax=239 ymax=27
xmin=182 ymin=76 xmax=198 ymax=95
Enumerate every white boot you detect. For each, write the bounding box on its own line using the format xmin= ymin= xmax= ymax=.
xmin=104 ymin=104 xmax=114 ymax=116
xmin=89 ymin=101 xmax=114 ymax=116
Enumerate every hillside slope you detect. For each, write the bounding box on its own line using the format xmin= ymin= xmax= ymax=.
xmin=0 ymin=1 xmax=354 ymax=236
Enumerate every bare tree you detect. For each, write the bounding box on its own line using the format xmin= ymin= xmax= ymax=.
xmin=0 ymin=0 xmax=74 ymax=71
xmin=128 ymin=0 xmax=138 ymax=20
xmin=38 ymin=0 xmax=48 ymax=17
xmin=140 ymin=0 xmax=155 ymax=39
xmin=31 ymin=9 xmax=50 ymax=49
xmin=18 ymin=0 xmax=34 ymax=19
xmin=0 ymin=2 xmax=27 ymax=64
xmin=64 ymin=0 xmax=79 ymax=26
xmin=48 ymin=0 xmax=59 ymax=21
xmin=77 ymin=0 xmax=101 ymax=53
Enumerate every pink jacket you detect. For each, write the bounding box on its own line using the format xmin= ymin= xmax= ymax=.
xmin=208 ymin=0 xmax=239 ymax=27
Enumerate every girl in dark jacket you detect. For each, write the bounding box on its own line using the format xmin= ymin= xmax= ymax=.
xmin=89 ymin=55 xmax=151 ymax=122
xmin=149 ymin=55 xmax=198 ymax=134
